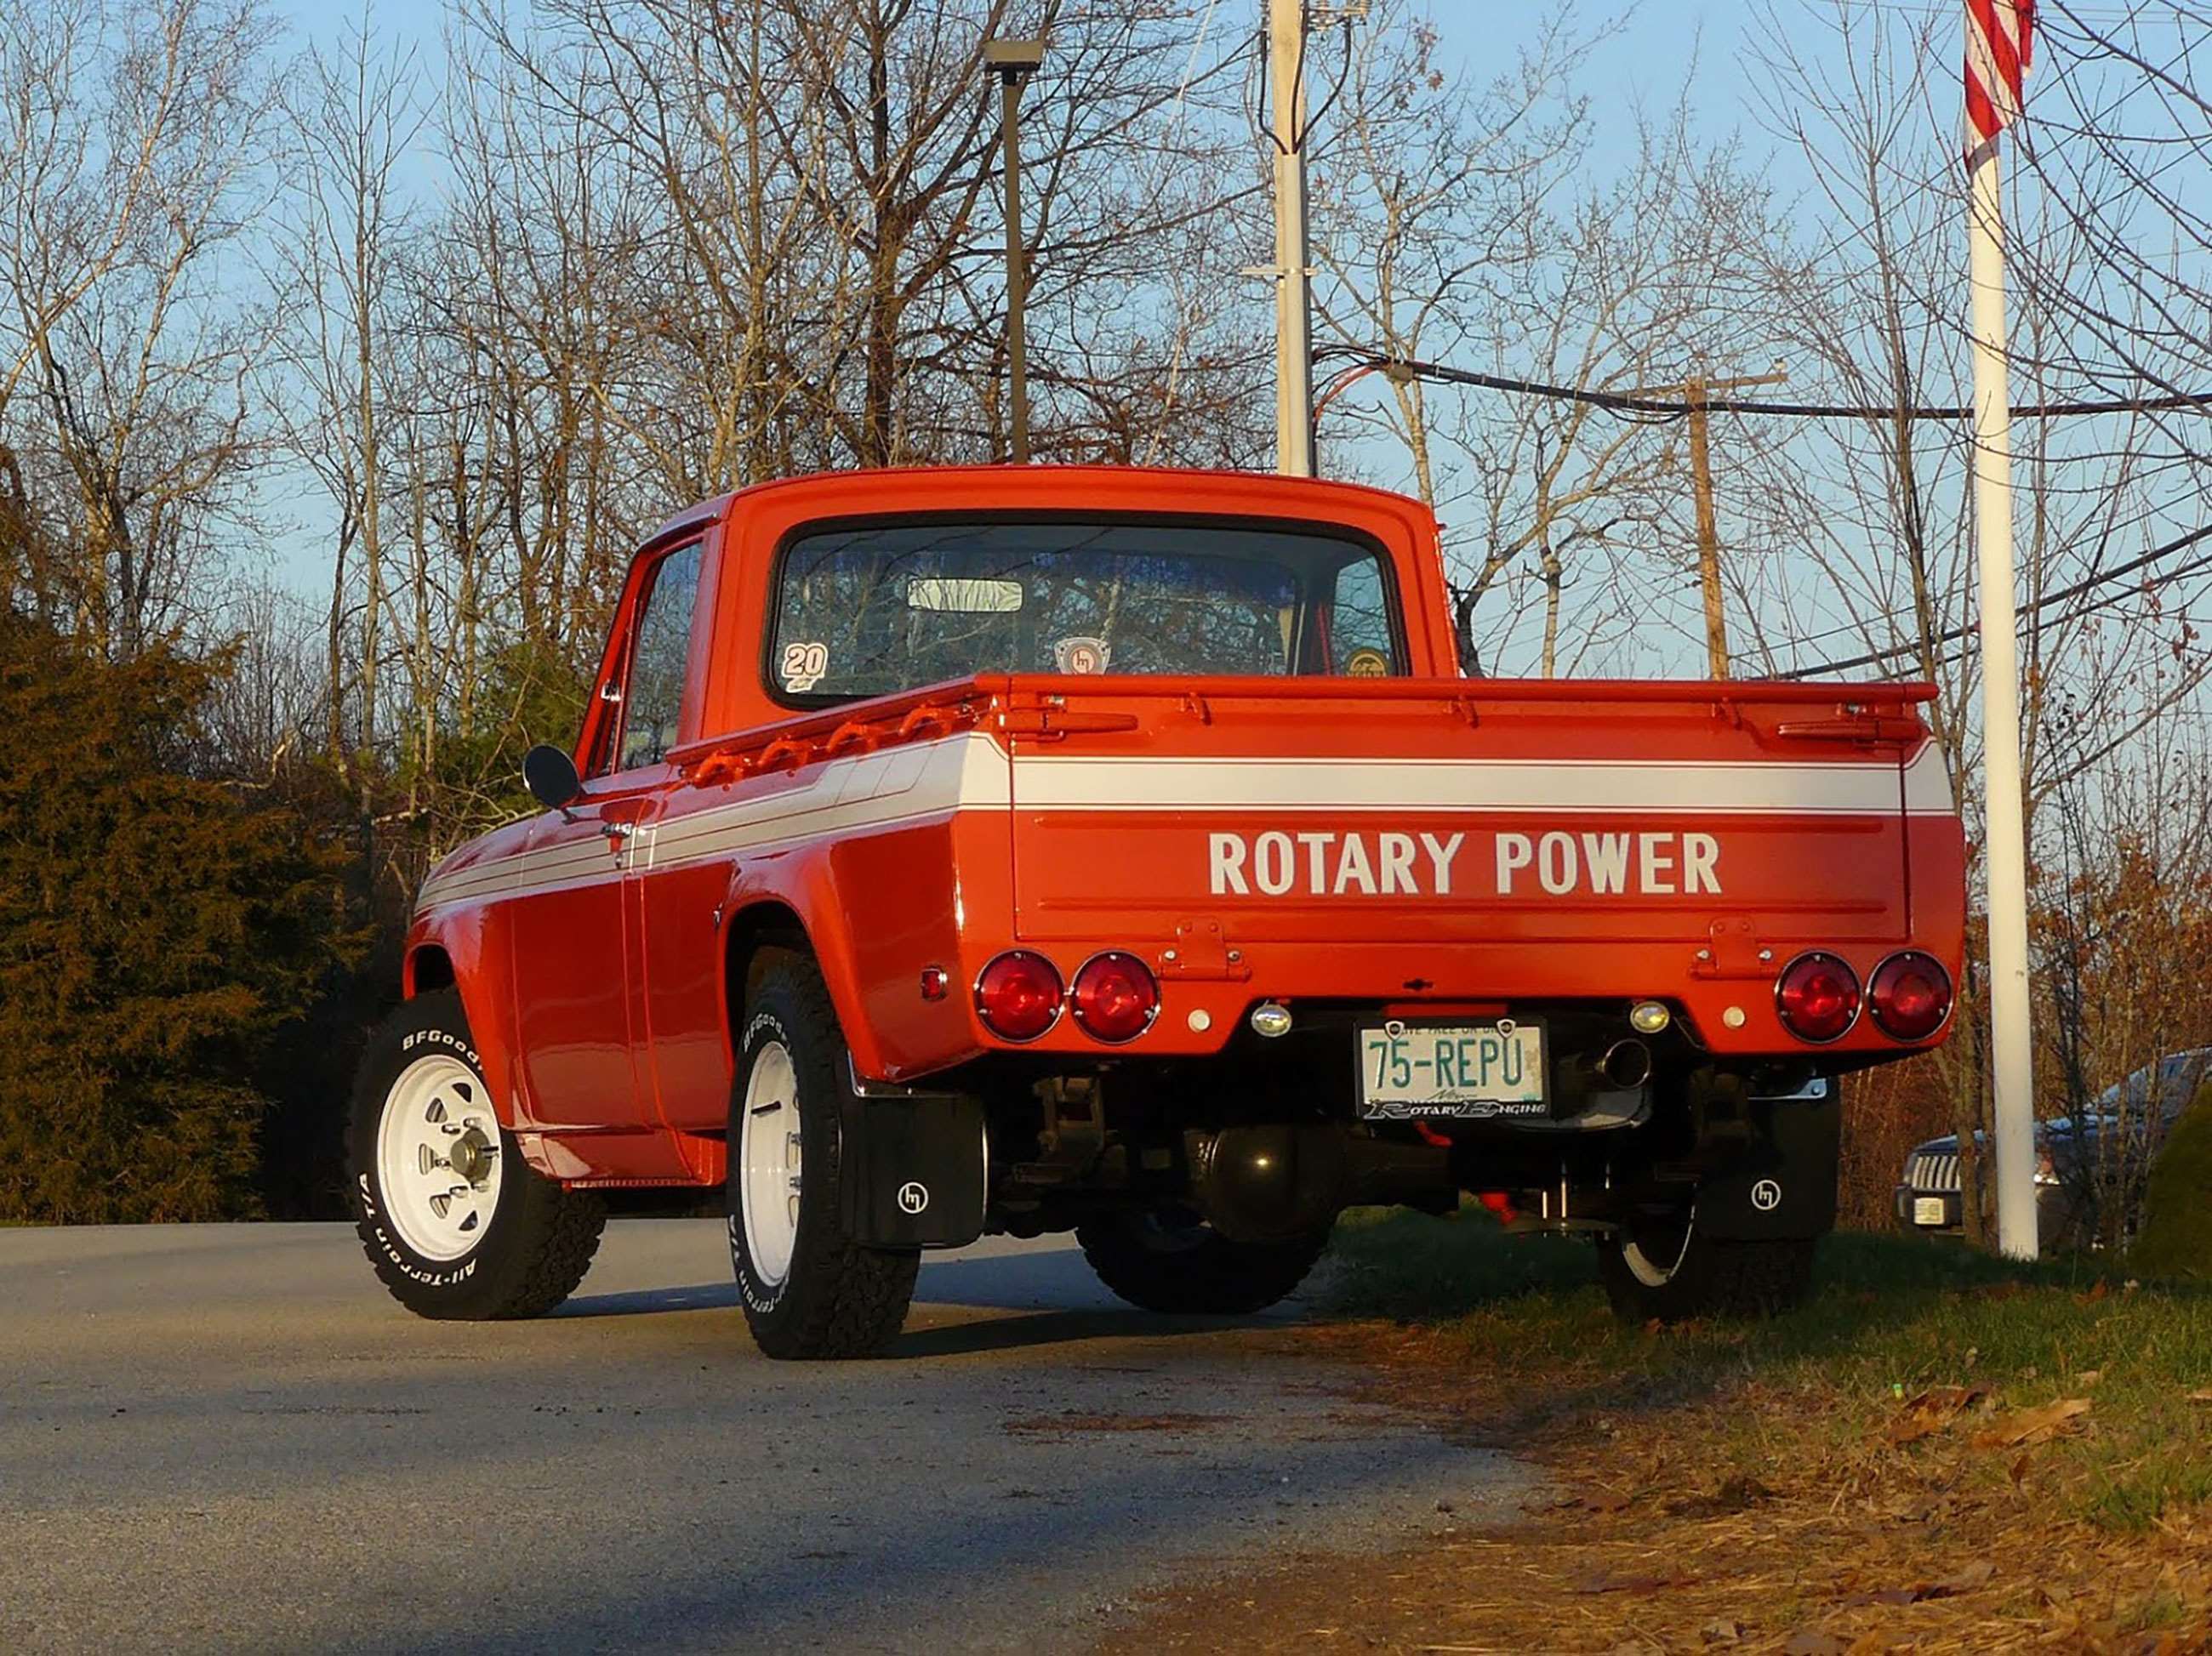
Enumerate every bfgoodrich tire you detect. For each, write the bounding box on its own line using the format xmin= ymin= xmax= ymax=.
xmin=727 ymin=952 xmax=919 ymax=1359
xmin=349 ymin=989 xmax=606 ymax=1319
xmin=1596 ymin=1205 xmax=1815 ymax=1323
xmin=1076 ymin=1208 xmax=1328 ymax=1315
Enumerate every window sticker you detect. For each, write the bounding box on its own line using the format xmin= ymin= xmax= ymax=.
xmin=1344 ymin=646 xmax=1390 ymax=678
xmin=1052 ymin=635 xmax=1111 ymax=675
xmin=780 ymin=640 xmax=830 ymax=692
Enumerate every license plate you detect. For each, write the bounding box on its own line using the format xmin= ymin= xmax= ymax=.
xmin=1913 ymin=1196 xmax=1947 ymax=1226
xmin=1356 ymin=1020 xmax=1546 ymax=1120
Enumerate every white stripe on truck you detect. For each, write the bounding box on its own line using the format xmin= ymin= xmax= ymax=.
xmin=415 ymin=732 xmax=1953 ymax=915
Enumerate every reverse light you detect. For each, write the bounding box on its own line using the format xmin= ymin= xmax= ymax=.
xmin=976 ymin=951 xmax=1063 ymax=1042
xmin=1069 ymin=952 xmax=1160 ymax=1044
xmin=1867 ymin=950 xmax=1953 ymax=1042
xmin=1775 ymin=951 xmax=1861 ymax=1044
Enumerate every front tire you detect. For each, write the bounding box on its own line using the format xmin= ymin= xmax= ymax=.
xmin=1076 ymin=1208 xmax=1328 ymax=1315
xmin=1596 ymin=1205 xmax=1814 ymax=1323
xmin=727 ymin=953 xmax=919 ymax=1359
xmin=349 ymin=990 xmax=606 ymax=1319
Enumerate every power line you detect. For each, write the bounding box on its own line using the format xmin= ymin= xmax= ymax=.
xmin=1778 ymin=520 xmax=2212 ymax=678
xmin=1320 ymin=349 xmax=2212 ymax=420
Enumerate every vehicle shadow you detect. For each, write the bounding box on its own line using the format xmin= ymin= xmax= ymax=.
xmin=555 ymin=1246 xmax=1300 ymax=1354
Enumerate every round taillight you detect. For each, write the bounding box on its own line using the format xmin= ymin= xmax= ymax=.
xmin=1069 ymin=951 xmax=1160 ymax=1044
xmin=975 ymin=951 xmax=1063 ymax=1042
xmin=1775 ymin=951 xmax=1861 ymax=1044
xmin=1868 ymin=950 xmax=1953 ymax=1041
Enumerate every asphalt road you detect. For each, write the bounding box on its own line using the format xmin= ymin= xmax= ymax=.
xmin=1 ymin=1221 xmax=1534 ymax=1653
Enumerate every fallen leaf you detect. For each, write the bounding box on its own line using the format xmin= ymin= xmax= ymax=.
xmin=1701 ymin=1619 xmax=1742 ymax=1646
xmin=1583 ymin=1487 xmax=1634 ymax=1514
xmin=2080 ymin=1279 xmax=2111 ymax=1305
xmin=1855 ymin=1558 xmax=1998 ymax=1609
xmin=1782 ymin=1633 xmax=1849 ymax=1656
xmin=1924 ymin=1558 xmax=1998 ymax=1598
xmin=2187 ymin=1389 xmax=2212 ymax=1405
xmin=2008 ymin=1451 xmax=2032 ymax=1488
xmin=1886 ymin=1384 xmax=1989 ymax=1444
xmin=1972 ymin=1397 xmax=2091 ymax=1449
xmin=2076 ymin=1368 xmax=2103 ymax=1386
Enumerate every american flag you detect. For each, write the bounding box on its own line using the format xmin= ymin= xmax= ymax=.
xmin=1965 ymin=0 xmax=2034 ymax=146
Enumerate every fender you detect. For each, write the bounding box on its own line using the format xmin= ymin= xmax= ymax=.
xmin=715 ymin=802 xmax=1001 ymax=1084
xmin=401 ymin=905 xmax=536 ymax=1163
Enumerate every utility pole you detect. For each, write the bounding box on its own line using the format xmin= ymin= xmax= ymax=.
xmin=1968 ymin=137 xmax=2038 ymax=1261
xmin=1267 ymin=0 xmax=1314 ymax=478
xmin=1627 ymin=365 xmax=1787 ymax=678
xmin=983 ymin=39 xmax=1044 ymax=464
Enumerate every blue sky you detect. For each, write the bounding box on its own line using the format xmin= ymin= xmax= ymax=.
xmin=252 ymin=0 xmax=1769 ymax=561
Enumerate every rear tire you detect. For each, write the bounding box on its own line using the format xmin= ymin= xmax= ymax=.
xmin=349 ymin=989 xmax=606 ymax=1319
xmin=1596 ymin=1206 xmax=1814 ymax=1323
xmin=1077 ymin=1208 xmax=1327 ymax=1314
xmin=727 ymin=952 xmax=920 ymax=1359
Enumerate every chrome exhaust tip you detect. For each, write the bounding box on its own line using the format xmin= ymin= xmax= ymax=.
xmin=1598 ymin=1038 xmax=1653 ymax=1090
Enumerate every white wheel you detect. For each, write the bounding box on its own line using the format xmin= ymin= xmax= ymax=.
xmin=1621 ymin=1207 xmax=1696 ymax=1288
xmin=725 ymin=957 xmax=918 ymax=1358
xmin=373 ymin=1053 xmax=505 ymax=1263
xmin=1599 ymin=1205 xmax=1815 ymax=1323
xmin=738 ymin=1039 xmax=803 ymax=1289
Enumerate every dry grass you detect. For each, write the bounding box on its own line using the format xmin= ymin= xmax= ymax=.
xmin=1101 ymin=1215 xmax=2212 ymax=1654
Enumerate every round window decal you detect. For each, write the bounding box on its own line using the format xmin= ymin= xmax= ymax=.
xmin=1344 ymin=647 xmax=1389 ymax=677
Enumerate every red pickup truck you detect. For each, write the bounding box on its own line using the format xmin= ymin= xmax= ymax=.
xmin=350 ymin=465 xmax=1965 ymax=1357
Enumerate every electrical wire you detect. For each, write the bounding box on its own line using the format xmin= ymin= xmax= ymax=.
xmin=1318 ymin=348 xmax=2212 ymax=420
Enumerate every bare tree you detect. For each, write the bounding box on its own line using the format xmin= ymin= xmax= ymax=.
xmin=275 ymin=9 xmax=426 ymax=789
xmin=0 ymin=0 xmax=282 ymax=654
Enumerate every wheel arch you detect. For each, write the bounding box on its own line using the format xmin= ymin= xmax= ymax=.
xmin=721 ymin=897 xmax=813 ymax=1033
xmin=715 ymin=865 xmax=893 ymax=1080
xmin=400 ymin=915 xmax=526 ymax=1139
xmin=405 ymin=942 xmax=456 ymax=996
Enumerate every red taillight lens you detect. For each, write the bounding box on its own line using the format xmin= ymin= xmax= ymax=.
xmin=1775 ymin=951 xmax=1861 ymax=1043
xmin=1069 ymin=951 xmax=1160 ymax=1044
xmin=975 ymin=950 xmax=1063 ymax=1042
xmin=1868 ymin=950 xmax=1953 ymax=1041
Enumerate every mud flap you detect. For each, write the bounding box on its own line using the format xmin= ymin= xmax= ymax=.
xmin=1696 ymin=1088 xmax=1841 ymax=1240
xmin=839 ymin=1092 xmax=987 ymax=1249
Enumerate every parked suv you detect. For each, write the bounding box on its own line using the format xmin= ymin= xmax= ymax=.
xmin=1894 ymin=1048 xmax=2212 ymax=1246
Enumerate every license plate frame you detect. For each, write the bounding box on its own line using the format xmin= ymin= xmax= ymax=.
xmin=1354 ymin=1018 xmax=1548 ymax=1122
xmin=1913 ymin=1195 xmax=1948 ymax=1227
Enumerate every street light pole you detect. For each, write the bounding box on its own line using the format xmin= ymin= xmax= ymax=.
xmin=984 ymin=38 xmax=1044 ymax=464
xmin=1267 ymin=0 xmax=1314 ymax=478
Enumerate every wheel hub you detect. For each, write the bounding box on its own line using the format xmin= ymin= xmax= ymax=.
xmin=448 ymin=1128 xmax=495 ymax=1183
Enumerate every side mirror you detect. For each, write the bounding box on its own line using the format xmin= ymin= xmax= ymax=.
xmin=522 ymin=744 xmax=583 ymax=814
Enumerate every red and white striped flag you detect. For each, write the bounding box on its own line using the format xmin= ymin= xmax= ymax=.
xmin=1965 ymin=0 xmax=2034 ymax=147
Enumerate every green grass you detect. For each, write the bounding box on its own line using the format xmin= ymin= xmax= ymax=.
xmin=1322 ymin=1208 xmax=2212 ymax=1530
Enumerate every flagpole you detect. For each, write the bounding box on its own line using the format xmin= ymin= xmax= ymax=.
xmin=1968 ymin=136 xmax=2038 ymax=1260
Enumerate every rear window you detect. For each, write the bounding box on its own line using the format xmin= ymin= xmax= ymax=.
xmin=769 ymin=520 xmax=1402 ymax=702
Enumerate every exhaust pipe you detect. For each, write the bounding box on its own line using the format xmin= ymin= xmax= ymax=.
xmin=1597 ymin=1039 xmax=1653 ymax=1090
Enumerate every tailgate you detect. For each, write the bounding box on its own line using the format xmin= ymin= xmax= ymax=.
xmin=1006 ymin=678 xmax=1943 ymax=952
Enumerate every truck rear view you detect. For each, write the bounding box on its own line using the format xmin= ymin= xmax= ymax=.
xmin=357 ymin=466 xmax=1965 ymax=1357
